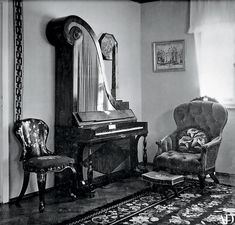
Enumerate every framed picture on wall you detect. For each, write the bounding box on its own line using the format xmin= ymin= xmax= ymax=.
xmin=152 ymin=40 xmax=185 ymax=72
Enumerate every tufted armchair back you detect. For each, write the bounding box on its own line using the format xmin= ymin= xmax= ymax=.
xmin=174 ymin=100 xmax=228 ymax=139
xmin=14 ymin=118 xmax=52 ymax=161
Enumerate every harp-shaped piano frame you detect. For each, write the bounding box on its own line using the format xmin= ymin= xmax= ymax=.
xmin=46 ymin=15 xmax=148 ymax=195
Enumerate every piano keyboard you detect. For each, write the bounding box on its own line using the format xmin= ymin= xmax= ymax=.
xmin=96 ymin=126 xmax=144 ymax=136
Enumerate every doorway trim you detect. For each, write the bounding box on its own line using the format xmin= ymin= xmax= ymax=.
xmin=0 ymin=0 xmax=9 ymax=203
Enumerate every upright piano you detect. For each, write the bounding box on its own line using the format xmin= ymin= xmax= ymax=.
xmin=46 ymin=15 xmax=148 ymax=193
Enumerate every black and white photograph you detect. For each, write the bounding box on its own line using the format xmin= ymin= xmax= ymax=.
xmin=0 ymin=0 xmax=234 ymax=225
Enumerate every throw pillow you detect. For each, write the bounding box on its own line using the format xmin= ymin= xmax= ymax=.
xmin=177 ymin=128 xmax=209 ymax=153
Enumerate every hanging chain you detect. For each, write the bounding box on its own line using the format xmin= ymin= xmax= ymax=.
xmin=13 ymin=0 xmax=24 ymax=121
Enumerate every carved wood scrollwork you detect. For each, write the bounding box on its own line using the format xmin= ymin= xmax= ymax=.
xmin=13 ymin=0 xmax=24 ymax=121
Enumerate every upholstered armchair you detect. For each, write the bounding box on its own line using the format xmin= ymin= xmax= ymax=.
xmin=153 ymin=97 xmax=228 ymax=189
xmin=14 ymin=118 xmax=77 ymax=213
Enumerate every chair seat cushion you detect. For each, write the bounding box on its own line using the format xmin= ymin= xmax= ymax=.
xmin=153 ymin=150 xmax=201 ymax=174
xmin=24 ymin=155 xmax=75 ymax=172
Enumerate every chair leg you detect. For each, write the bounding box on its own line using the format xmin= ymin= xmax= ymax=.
xmin=37 ymin=172 xmax=47 ymax=213
xmin=210 ymin=172 xmax=220 ymax=184
xmin=198 ymin=174 xmax=206 ymax=190
xmin=69 ymin=167 xmax=78 ymax=199
xmin=16 ymin=171 xmax=30 ymax=206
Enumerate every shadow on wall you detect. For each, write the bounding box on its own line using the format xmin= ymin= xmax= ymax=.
xmin=40 ymin=15 xmax=54 ymax=45
xmin=9 ymin=123 xmax=22 ymax=195
xmin=147 ymin=109 xmax=176 ymax=161
xmin=216 ymin=111 xmax=235 ymax=174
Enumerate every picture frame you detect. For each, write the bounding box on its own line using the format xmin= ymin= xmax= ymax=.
xmin=152 ymin=40 xmax=185 ymax=72
xmin=99 ymin=33 xmax=117 ymax=60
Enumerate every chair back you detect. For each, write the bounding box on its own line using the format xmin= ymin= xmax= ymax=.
xmin=14 ymin=118 xmax=50 ymax=160
xmin=173 ymin=98 xmax=228 ymax=139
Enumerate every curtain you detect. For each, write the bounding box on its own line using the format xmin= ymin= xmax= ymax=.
xmin=188 ymin=0 xmax=235 ymax=34
xmin=189 ymin=0 xmax=235 ymax=105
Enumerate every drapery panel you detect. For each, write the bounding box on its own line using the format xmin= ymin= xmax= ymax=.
xmin=188 ymin=0 xmax=235 ymax=34
xmin=189 ymin=0 xmax=235 ymax=106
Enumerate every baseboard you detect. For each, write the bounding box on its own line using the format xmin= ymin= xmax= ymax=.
xmin=8 ymin=170 xmax=139 ymax=204
xmin=9 ymin=185 xmax=55 ymax=204
xmin=216 ymin=171 xmax=235 ymax=177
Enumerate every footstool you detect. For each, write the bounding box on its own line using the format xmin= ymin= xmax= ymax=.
xmin=142 ymin=171 xmax=184 ymax=198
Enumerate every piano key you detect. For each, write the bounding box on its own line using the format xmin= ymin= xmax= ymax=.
xmin=95 ymin=126 xmax=144 ymax=136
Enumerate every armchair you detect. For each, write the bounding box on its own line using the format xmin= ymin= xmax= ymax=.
xmin=14 ymin=118 xmax=77 ymax=212
xmin=153 ymin=97 xmax=228 ymax=189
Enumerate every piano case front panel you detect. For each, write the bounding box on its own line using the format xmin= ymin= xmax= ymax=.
xmin=55 ymin=127 xmax=138 ymax=186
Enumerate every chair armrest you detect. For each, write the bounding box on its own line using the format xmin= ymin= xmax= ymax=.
xmin=200 ymin=136 xmax=222 ymax=171
xmin=201 ymin=136 xmax=222 ymax=152
xmin=156 ymin=135 xmax=171 ymax=152
xmin=155 ymin=140 xmax=165 ymax=156
xmin=156 ymin=141 xmax=162 ymax=148
xmin=156 ymin=131 xmax=178 ymax=154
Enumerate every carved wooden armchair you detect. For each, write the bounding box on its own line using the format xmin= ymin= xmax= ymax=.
xmin=153 ymin=97 xmax=228 ymax=189
xmin=14 ymin=118 xmax=77 ymax=213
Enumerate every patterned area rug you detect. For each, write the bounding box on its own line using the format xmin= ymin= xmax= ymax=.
xmin=59 ymin=180 xmax=235 ymax=225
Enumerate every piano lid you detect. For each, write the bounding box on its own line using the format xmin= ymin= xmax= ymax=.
xmin=73 ymin=109 xmax=137 ymax=126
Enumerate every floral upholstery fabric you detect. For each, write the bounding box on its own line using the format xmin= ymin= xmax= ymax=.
xmin=154 ymin=151 xmax=201 ymax=174
xmin=177 ymin=128 xmax=209 ymax=153
xmin=14 ymin=118 xmax=76 ymax=173
xmin=15 ymin=119 xmax=52 ymax=160
xmin=153 ymin=99 xmax=228 ymax=176
xmin=24 ymin=155 xmax=75 ymax=172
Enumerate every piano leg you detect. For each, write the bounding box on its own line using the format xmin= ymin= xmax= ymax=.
xmin=143 ymin=135 xmax=147 ymax=168
xmin=130 ymin=136 xmax=139 ymax=172
xmin=131 ymin=134 xmax=148 ymax=174
xmin=87 ymin=145 xmax=95 ymax=197
xmin=73 ymin=144 xmax=87 ymax=197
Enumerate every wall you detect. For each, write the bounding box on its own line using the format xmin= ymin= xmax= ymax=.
xmin=216 ymin=111 xmax=235 ymax=174
xmin=141 ymin=1 xmax=235 ymax=174
xmin=0 ymin=0 xmax=11 ymax=203
xmin=7 ymin=0 xmax=235 ymax=201
xmin=0 ymin=1 xmax=3 ymax=203
xmin=141 ymin=1 xmax=199 ymax=161
xmin=9 ymin=0 xmax=141 ymax=199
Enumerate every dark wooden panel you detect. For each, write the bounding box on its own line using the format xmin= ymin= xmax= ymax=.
xmin=75 ymin=109 xmax=135 ymax=123
xmin=55 ymin=126 xmax=138 ymax=186
xmin=83 ymin=139 xmax=131 ymax=174
xmin=55 ymin=46 xmax=74 ymax=126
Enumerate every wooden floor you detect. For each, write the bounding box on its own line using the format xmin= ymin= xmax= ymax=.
xmin=0 ymin=177 xmax=149 ymax=225
xmin=0 ymin=173 xmax=234 ymax=225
